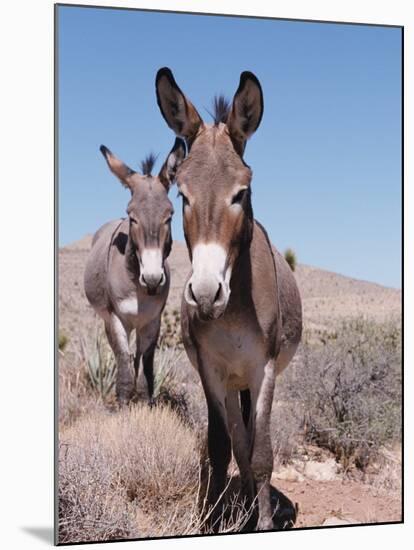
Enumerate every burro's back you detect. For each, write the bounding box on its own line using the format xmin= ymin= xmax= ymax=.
xmin=84 ymin=219 xmax=123 ymax=316
xmin=83 ymin=139 xmax=184 ymax=404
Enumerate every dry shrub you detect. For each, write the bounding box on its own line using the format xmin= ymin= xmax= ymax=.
xmin=278 ymin=317 xmax=401 ymax=470
xmin=271 ymin=396 xmax=303 ymax=466
xmin=58 ymin=441 xmax=137 ymax=543
xmin=369 ymin=446 xmax=402 ymax=493
xmin=59 ymin=404 xmax=200 ymax=541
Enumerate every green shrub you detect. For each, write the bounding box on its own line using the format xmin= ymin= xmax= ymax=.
xmin=284 ymin=248 xmax=297 ymax=271
xmin=59 ymin=331 xmax=69 ymax=351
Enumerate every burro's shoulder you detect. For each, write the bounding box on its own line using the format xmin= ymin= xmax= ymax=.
xmin=91 ymin=218 xmax=126 ymax=248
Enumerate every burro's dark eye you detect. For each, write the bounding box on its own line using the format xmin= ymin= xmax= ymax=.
xmin=231 ymin=188 xmax=248 ymax=205
xmin=129 ymin=217 xmax=138 ymax=224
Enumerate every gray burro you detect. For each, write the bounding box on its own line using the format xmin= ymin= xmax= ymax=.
xmin=155 ymin=67 xmax=303 ymax=532
xmin=84 ymin=138 xmax=184 ymax=405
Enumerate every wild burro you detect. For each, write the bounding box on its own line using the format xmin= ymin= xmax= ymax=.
xmin=84 ymin=139 xmax=184 ymax=405
xmin=155 ymin=68 xmax=302 ymax=531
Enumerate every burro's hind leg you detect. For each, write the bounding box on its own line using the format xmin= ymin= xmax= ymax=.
xmin=105 ymin=314 xmax=134 ymax=405
xmin=140 ymin=319 xmax=161 ymax=405
xmin=142 ymin=341 xmax=156 ymax=405
xmin=250 ymin=359 xmax=277 ymax=531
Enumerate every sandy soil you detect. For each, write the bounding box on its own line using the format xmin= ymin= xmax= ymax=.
xmin=277 ymin=477 xmax=401 ymax=527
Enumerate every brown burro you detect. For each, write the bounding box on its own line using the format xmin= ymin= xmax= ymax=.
xmin=155 ymin=68 xmax=302 ymax=532
xmin=84 ymin=139 xmax=184 ymax=405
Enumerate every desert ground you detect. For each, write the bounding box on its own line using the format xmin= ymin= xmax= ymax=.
xmin=58 ymin=236 xmax=402 ymax=543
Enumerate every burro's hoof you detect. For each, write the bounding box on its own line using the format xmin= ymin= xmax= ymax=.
xmin=116 ymin=393 xmax=135 ymax=408
xmin=257 ymin=517 xmax=274 ymax=531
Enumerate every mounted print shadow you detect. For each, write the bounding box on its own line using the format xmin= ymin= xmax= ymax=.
xmin=56 ymin=3 xmax=403 ymax=545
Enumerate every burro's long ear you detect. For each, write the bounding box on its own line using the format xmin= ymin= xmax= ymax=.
xmin=156 ymin=67 xmax=203 ymax=145
xmin=100 ymin=145 xmax=136 ymax=191
xmin=226 ymin=71 xmax=264 ymax=156
xmin=158 ymin=138 xmax=186 ymax=190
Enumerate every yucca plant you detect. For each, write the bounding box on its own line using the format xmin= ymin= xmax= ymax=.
xmin=81 ymin=328 xmax=117 ymax=399
xmin=153 ymin=347 xmax=182 ymax=398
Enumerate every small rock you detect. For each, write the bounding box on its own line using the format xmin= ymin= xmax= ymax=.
xmin=272 ymin=466 xmax=305 ymax=483
xmin=304 ymin=459 xmax=339 ymax=481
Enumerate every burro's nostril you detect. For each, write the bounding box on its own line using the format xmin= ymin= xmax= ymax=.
xmin=142 ymin=273 xmax=163 ymax=292
xmin=213 ymin=283 xmax=222 ymax=304
xmin=185 ymin=278 xmax=229 ymax=320
xmin=189 ymin=283 xmax=198 ymax=304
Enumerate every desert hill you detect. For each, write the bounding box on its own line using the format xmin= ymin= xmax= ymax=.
xmin=59 ymin=236 xmax=400 ymax=347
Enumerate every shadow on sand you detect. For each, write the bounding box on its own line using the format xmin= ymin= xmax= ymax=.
xmin=219 ymin=475 xmax=298 ymax=532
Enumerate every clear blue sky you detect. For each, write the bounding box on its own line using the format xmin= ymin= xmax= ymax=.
xmin=58 ymin=6 xmax=402 ymax=288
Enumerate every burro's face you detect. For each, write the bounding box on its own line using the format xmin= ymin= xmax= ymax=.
xmin=155 ymin=67 xmax=264 ymax=320
xmin=178 ymin=128 xmax=253 ymax=320
xmin=127 ymin=179 xmax=173 ymax=295
xmin=100 ymin=139 xmax=185 ymax=295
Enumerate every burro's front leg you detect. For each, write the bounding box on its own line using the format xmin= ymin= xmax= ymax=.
xmin=198 ymin=360 xmax=231 ymax=532
xmin=139 ymin=318 xmax=161 ymax=406
xmin=250 ymin=359 xmax=277 ymax=531
xmin=106 ymin=314 xmax=134 ymax=405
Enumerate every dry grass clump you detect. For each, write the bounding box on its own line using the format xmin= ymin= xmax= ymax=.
xmin=58 ymin=353 xmax=106 ymax=428
xmin=59 ymin=404 xmax=200 ymax=542
xmin=276 ymin=317 xmax=401 ymax=471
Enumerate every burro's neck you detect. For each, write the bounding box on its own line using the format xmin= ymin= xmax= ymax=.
xmin=227 ymin=232 xmax=255 ymax=311
xmin=228 ymin=220 xmax=278 ymax=309
xmin=125 ymin=233 xmax=140 ymax=283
